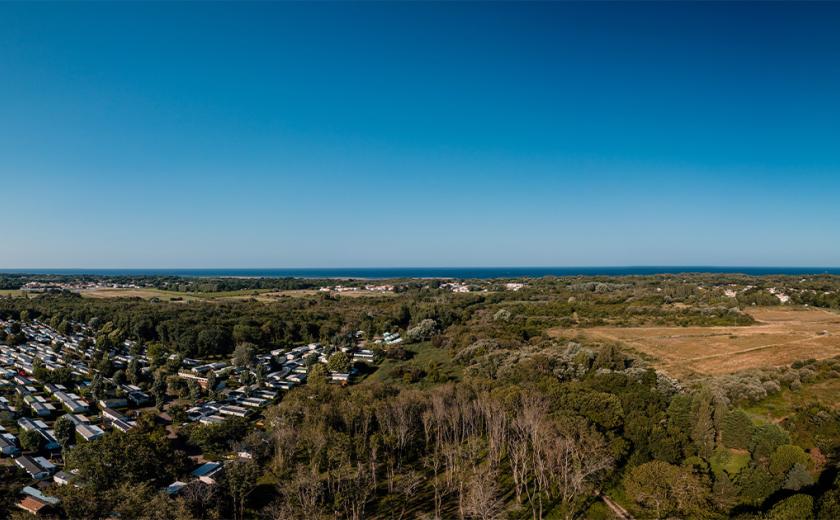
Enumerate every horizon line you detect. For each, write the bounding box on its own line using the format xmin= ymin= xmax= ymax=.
xmin=3 ymin=265 xmax=840 ymax=272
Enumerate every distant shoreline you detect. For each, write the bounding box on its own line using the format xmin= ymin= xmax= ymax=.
xmin=2 ymin=266 xmax=840 ymax=280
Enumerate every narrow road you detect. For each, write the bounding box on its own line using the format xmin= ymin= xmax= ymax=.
xmin=601 ymin=495 xmax=634 ymax=520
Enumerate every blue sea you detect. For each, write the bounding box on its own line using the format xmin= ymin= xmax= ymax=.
xmin=2 ymin=267 xmax=840 ymax=279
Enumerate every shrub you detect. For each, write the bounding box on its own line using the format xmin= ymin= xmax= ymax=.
xmin=769 ymin=494 xmax=814 ymax=520
xmin=769 ymin=444 xmax=810 ymax=476
xmin=405 ymin=319 xmax=437 ymax=343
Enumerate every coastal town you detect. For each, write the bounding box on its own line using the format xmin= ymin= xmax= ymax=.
xmin=0 ymin=315 xmax=385 ymax=516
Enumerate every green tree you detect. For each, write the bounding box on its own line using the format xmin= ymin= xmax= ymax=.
xmin=54 ymin=482 xmax=111 ymax=520
xmin=690 ymin=391 xmax=717 ymax=458
xmin=127 ymin=358 xmax=141 ymax=385
xmin=254 ymin=364 xmax=266 ymax=386
xmin=187 ymin=418 xmax=249 ymax=457
xmin=711 ymin=472 xmax=739 ymax=513
xmin=405 ymin=318 xmax=437 ymax=343
xmin=188 ymin=380 xmax=201 ymax=401
xmin=817 ymin=474 xmax=840 ymax=519
xmin=232 ymin=323 xmax=261 ymax=346
xmin=783 ymin=463 xmax=814 ymax=491
xmin=57 ymin=319 xmax=71 ymax=335
xmin=571 ymin=391 xmax=624 ymax=429
xmin=722 ymin=409 xmax=754 ymax=449
xmin=736 ymin=464 xmax=779 ymax=505
xmin=769 ymin=444 xmax=810 ymax=476
xmin=769 ymin=494 xmax=814 ymax=520
xmin=225 ymin=460 xmax=260 ymax=520
xmin=206 ymin=370 xmax=217 ymax=392
xmin=624 ymin=460 xmax=708 ymax=518
xmin=64 ymin=431 xmax=189 ymax=490
xmin=54 ymin=415 xmax=77 ymax=450
xmin=308 ymin=363 xmax=327 ymax=387
xmin=152 ymin=372 xmax=167 ymax=410
xmin=146 ymin=343 xmax=166 ymax=367
xmin=232 ymin=342 xmax=257 ymax=368
xmin=112 ymin=369 xmax=126 ymax=386
xmin=19 ymin=429 xmax=43 ymax=452
xmin=327 ymin=351 xmax=351 ymax=373
xmin=750 ymin=424 xmax=790 ymax=462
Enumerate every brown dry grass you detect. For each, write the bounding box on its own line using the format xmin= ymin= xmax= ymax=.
xmin=79 ymin=287 xmax=395 ymax=303
xmin=551 ymin=307 xmax=840 ymax=378
xmin=80 ymin=288 xmax=203 ymax=302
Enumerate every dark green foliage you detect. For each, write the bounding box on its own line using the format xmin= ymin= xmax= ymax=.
xmin=736 ymin=464 xmax=780 ymax=505
xmin=19 ymin=428 xmax=43 ymax=452
xmin=768 ymin=494 xmax=814 ymax=520
xmin=186 ymin=417 xmax=249 ymax=456
xmin=750 ymin=424 xmax=791 ymax=462
xmin=624 ymin=460 xmax=709 ymax=518
xmin=817 ymin=474 xmax=840 ymax=519
xmin=723 ymin=409 xmax=754 ymax=449
xmin=327 ymin=351 xmax=351 ymax=373
xmin=64 ymin=430 xmax=190 ymax=490
xmin=569 ymin=391 xmax=624 ymax=429
xmin=54 ymin=415 xmax=77 ymax=449
xmin=769 ymin=444 xmax=810 ymax=476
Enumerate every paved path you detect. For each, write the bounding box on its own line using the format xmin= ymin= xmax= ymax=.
xmin=601 ymin=495 xmax=634 ymax=520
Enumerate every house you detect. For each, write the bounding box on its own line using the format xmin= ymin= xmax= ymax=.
xmin=191 ymin=462 xmax=223 ymax=485
xmin=54 ymin=391 xmax=89 ymax=414
xmin=101 ymin=407 xmax=126 ymax=423
xmin=34 ymin=456 xmax=57 ymax=474
xmin=330 ymin=372 xmax=350 ymax=382
xmin=17 ymin=496 xmax=51 ymax=516
xmin=199 ymin=415 xmax=226 ymax=425
xmin=65 ymin=414 xmax=105 ymax=442
xmin=27 ymin=399 xmax=55 ymax=418
xmin=127 ymin=390 xmax=151 ymax=406
xmin=238 ymin=397 xmax=267 ymax=409
xmin=101 ymin=407 xmax=135 ymax=433
xmin=353 ymin=349 xmax=376 ymax=363
xmin=177 ymin=371 xmax=209 ymax=389
xmin=15 ymin=455 xmax=52 ymax=480
xmin=111 ymin=418 xmax=135 ymax=433
xmin=53 ymin=470 xmax=74 ymax=486
xmin=98 ymin=398 xmax=128 ymax=410
xmin=17 ymin=418 xmax=60 ymax=451
xmin=218 ymin=405 xmax=251 ymax=418
xmin=21 ymin=486 xmax=60 ymax=506
xmin=0 ymin=433 xmax=20 ymax=456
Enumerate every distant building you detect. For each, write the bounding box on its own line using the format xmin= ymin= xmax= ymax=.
xmin=191 ymin=462 xmax=224 ymax=485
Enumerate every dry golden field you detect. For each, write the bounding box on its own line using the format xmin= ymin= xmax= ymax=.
xmin=552 ymin=307 xmax=840 ymax=378
xmin=78 ymin=287 xmax=395 ymax=302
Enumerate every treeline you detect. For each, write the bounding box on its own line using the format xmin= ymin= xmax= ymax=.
xmin=0 ymin=292 xmax=485 ymax=358
xmin=0 ymin=273 xmax=327 ymax=292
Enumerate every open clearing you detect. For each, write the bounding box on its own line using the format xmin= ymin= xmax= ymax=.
xmin=77 ymin=287 xmax=395 ymax=303
xmin=79 ymin=288 xmax=207 ymax=302
xmin=551 ymin=307 xmax=840 ymax=377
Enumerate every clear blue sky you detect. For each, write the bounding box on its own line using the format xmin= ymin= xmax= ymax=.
xmin=2 ymin=1 xmax=839 ymax=268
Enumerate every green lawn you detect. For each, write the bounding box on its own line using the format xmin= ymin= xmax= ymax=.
xmin=709 ymin=448 xmax=751 ymax=477
xmin=361 ymin=342 xmax=461 ymax=386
